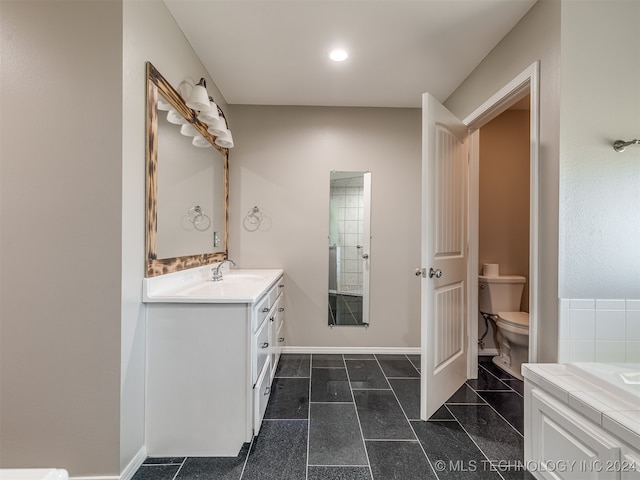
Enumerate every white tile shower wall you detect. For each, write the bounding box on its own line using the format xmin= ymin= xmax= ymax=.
xmin=559 ymin=298 xmax=640 ymax=363
xmin=330 ymin=181 xmax=364 ymax=294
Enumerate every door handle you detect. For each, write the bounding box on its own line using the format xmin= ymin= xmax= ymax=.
xmin=429 ymin=268 xmax=442 ymax=279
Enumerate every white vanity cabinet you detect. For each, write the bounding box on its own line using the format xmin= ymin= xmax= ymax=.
xmin=524 ymin=364 xmax=640 ymax=480
xmin=145 ymin=272 xmax=285 ymax=457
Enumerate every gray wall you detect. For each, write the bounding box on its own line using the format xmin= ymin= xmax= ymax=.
xmin=0 ymin=1 xmax=123 ymax=475
xmin=122 ymin=0 xmax=229 ymax=472
xmin=445 ymin=0 xmax=561 ymax=362
xmin=228 ymin=105 xmax=422 ymax=348
xmin=559 ymin=0 xmax=640 ymax=299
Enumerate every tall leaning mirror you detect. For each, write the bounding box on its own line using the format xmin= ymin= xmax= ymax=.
xmin=328 ymin=171 xmax=371 ymax=326
xmin=145 ymin=62 xmax=228 ymax=277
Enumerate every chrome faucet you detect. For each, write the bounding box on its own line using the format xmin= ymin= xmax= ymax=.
xmin=211 ymin=259 xmax=236 ymax=281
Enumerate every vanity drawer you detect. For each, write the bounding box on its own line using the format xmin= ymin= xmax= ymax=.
xmin=270 ymin=276 xmax=284 ymax=305
xmin=253 ymin=294 xmax=270 ymax=332
xmin=254 ymin=357 xmax=271 ymax=435
xmin=252 ymin=316 xmax=270 ymax=384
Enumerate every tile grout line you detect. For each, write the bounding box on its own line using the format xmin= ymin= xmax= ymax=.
xmin=169 ymin=456 xmax=187 ymax=480
xmin=343 ymin=353 xmax=375 ymax=480
xmin=471 ymin=366 xmax=525 ymax=438
xmin=478 ymin=364 xmax=525 ymax=398
xmin=443 ymin=404 xmax=509 ymax=480
xmin=238 ymin=436 xmax=255 ymax=480
xmin=390 ymin=353 xmax=443 ymax=480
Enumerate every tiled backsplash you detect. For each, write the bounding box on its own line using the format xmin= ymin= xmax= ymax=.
xmin=558 ymin=298 xmax=640 ymax=363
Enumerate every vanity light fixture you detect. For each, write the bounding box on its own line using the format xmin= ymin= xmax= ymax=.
xmin=157 ymin=99 xmax=172 ymax=111
xmin=192 ymin=135 xmax=211 ymax=148
xmin=207 ymin=115 xmax=228 ymax=137
xmin=167 ymin=109 xmax=188 ymax=125
xmin=328 ymin=48 xmax=348 ymax=62
xmin=197 ymin=97 xmax=221 ymax=125
xmin=214 ymin=129 xmax=234 ymax=149
xmin=185 ymin=78 xmax=211 ymax=111
xmin=180 ymin=124 xmax=198 ymax=137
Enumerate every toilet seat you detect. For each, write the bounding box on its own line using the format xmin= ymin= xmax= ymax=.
xmin=496 ymin=311 xmax=529 ymax=329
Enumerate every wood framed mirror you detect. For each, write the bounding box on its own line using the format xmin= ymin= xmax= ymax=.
xmin=145 ymin=62 xmax=228 ymax=277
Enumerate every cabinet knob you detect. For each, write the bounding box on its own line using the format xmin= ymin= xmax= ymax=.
xmin=278 ymin=307 xmax=284 ymax=312
xmin=278 ymin=337 xmax=285 ymax=342
xmin=279 ymin=284 xmax=284 ymax=288
xmin=270 ymin=316 xmax=275 ymax=322
xmin=261 ymin=307 xmax=269 ymax=313
xmin=261 ymin=342 xmax=269 ymax=349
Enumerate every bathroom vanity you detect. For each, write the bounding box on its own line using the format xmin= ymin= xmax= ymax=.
xmin=523 ymin=363 xmax=640 ymax=479
xmin=143 ymin=266 xmax=285 ymax=456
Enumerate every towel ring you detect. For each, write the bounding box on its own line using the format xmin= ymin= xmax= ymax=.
xmin=243 ymin=206 xmax=263 ymax=232
xmin=185 ymin=206 xmax=211 ymax=231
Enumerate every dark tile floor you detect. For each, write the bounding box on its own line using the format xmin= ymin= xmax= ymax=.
xmin=133 ymin=354 xmax=534 ymax=480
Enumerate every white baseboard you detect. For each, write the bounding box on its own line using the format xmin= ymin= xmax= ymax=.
xmin=281 ymin=346 xmax=421 ymax=355
xmin=118 ymin=446 xmax=147 ymax=480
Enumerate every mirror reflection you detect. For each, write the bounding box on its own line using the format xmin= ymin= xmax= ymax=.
xmin=156 ymin=93 xmax=225 ymax=259
xmin=328 ymin=171 xmax=371 ymax=326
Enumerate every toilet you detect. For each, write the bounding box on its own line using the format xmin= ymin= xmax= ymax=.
xmin=478 ymin=274 xmax=529 ymax=380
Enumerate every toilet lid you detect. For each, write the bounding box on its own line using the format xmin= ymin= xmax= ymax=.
xmin=497 ymin=311 xmax=529 ymax=327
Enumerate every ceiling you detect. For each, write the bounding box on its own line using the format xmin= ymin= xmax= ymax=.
xmin=164 ymin=0 xmax=537 ymax=108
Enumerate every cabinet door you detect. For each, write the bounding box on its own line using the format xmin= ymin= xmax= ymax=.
xmin=269 ymin=296 xmax=281 ymax=380
xmin=254 ymin=357 xmax=272 ymax=435
xmin=531 ymin=389 xmax=620 ymax=480
xmin=622 ymin=451 xmax=640 ymax=480
xmin=252 ymin=315 xmax=270 ymax=385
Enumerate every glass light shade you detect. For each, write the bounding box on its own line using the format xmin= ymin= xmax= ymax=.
xmin=207 ymin=116 xmax=228 ymax=137
xmin=214 ymin=129 xmax=234 ymax=149
xmin=192 ymin=135 xmax=211 ymax=148
xmin=157 ymin=99 xmax=172 ymax=111
xmin=180 ymin=124 xmax=198 ymax=137
xmin=186 ymin=84 xmax=210 ymax=111
xmin=198 ymin=100 xmax=220 ymax=124
xmin=167 ymin=110 xmax=188 ymax=125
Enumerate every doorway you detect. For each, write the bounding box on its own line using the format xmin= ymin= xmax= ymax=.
xmin=464 ymin=61 xmax=540 ymax=377
xmin=419 ymin=62 xmax=540 ymax=419
xmin=476 ymin=100 xmax=530 ymax=360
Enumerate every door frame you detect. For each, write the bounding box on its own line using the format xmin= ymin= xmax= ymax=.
xmin=462 ymin=61 xmax=540 ymax=377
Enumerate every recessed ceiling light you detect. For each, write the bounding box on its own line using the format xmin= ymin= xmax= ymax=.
xmin=328 ymin=49 xmax=348 ymax=62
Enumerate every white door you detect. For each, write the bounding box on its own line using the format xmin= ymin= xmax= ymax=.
xmin=420 ymin=93 xmax=469 ymax=420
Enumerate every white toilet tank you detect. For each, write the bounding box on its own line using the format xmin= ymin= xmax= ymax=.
xmin=478 ymin=274 xmax=526 ymax=315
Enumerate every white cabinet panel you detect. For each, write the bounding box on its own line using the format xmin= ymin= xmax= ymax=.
xmin=531 ymin=388 xmax=620 ymax=480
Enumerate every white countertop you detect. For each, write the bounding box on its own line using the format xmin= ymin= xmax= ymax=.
xmin=142 ymin=265 xmax=284 ymax=303
xmin=523 ymin=363 xmax=640 ymax=448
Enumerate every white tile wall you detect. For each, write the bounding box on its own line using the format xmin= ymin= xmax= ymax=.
xmin=330 ymin=181 xmax=364 ymax=294
xmin=559 ymin=298 xmax=640 ymax=363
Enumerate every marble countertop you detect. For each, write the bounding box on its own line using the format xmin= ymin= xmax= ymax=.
xmin=523 ymin=363 xmax=640 ymax=448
